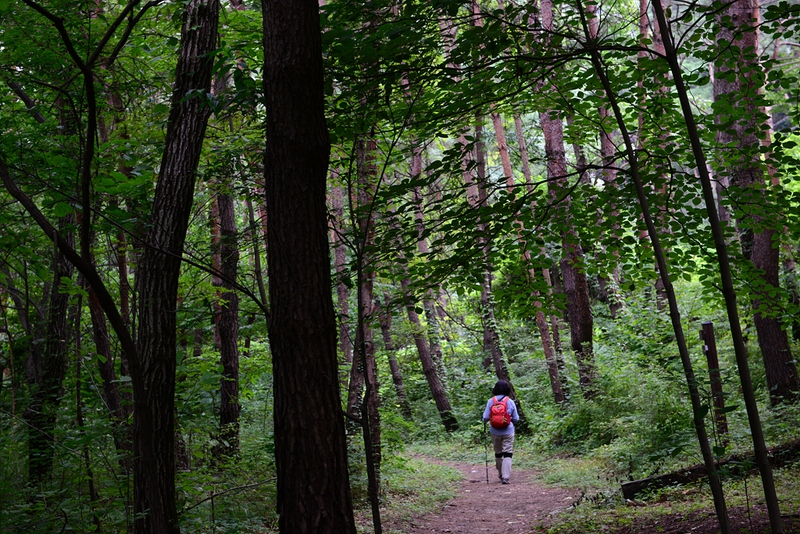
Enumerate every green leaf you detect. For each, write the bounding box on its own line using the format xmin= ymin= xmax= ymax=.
xmin=52 ymin=202 xmax=74 ymax=217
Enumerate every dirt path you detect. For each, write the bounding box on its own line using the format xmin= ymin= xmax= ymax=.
xmin=389 ymin=460 xmax=579 ymax=533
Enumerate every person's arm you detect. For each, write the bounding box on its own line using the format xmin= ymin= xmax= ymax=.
xmin=510 ymin=400 xmax=520 ymax=423
xmin=482 ymin=398 xmax=492 ymax=422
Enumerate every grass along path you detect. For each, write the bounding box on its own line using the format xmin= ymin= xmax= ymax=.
xmin=379 ymin=457 xmax=579 ymax=533
xmin=367 ymin=451 xmax=800 ymax=534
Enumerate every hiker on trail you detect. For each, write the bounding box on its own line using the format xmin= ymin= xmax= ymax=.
xmin=482 ymin=380 xmax=519 ymax=485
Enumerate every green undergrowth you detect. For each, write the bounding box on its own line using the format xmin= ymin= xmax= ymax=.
xmin=354 ymin=454 xmax=462 ymax=534
xmin=539 ymin=462 xmax=800 ymax=534
xmin=403 ymin=426 xmax=545 ymax=471
xmin=401 ymin=432 xmax=800 ymax=534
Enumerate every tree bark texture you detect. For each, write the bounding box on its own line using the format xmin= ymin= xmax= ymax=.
xmin=347 ymin=136 xmax=380 ymax=426
xmin=25 ymin=222 xmax=74 ymax=485
xmin=713 ymin=0 xmax=798 ymax=405
xmin=412 ymin=182 xmax=446 ymax=380
xmin=650 ymin=1 xmax=782 ymax=530
xmin=541 ymin=107 xmax=596 ymax=399
xmin=387 ymin=203 xmax=458 ymax=432
xmin=86 ymin=282 xmax=133 ymax=468
xmin=460 ymin=117 xmax=505 ymax=375
xmin=493 ymin=110 xmax=564 ymax=406
xmin=587 ymin=2 xmax=622 ymax=318
xmin=473 ymin=119 xmax=508 ymax=376
xmin=517 ymin=115 xmax=569 ymax=399
xmin=212 ymin=188 xmax=241 ymax=458
xmin=539 ymin=0 xmax=596 ymax=399
xmin=262 ymin=0 xmax=357 ymax=531
xmin=401 ymin=278 xmax=459 ymax=432
xmin=377 ymin=297 xmax=413 ymax=420
xmin=131 ymin=0 xmax=219 ymax=530
xmin=330 ymin=183 xmax=353 ymax=366
xmin=352 ymin=136 xmax=383 ymax=500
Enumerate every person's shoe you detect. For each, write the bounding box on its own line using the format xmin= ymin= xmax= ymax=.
xmin=501 ymin=478 xmax=510 ymax=484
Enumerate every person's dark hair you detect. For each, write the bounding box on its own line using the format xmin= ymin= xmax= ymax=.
xmin=492 ymin=380 xmax=512 ymax=396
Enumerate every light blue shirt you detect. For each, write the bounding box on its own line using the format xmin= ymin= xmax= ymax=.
xmin=482 ymin=395 xmax=519 ymax=436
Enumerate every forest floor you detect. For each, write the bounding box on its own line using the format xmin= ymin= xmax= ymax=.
xmin=381 ymin=458 xmax=800 ymax=534
xmin=382 ymin=458 xmax=578 ymax=533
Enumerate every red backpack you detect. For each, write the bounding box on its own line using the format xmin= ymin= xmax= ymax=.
xmin=489 ymin=396 xmax=511 ymax=429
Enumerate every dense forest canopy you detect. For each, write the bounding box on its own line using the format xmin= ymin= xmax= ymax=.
xmin=1 ymin=0 xmax=800 ymax=532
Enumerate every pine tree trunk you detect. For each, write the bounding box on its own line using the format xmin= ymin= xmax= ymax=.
xmin=541 ymin=108 xmax=596 ymax=398
xmin=649 ymin=1 xmax=782 ymax=530
xmin=462 ymin=116 xmax=506 ymax=375
xmin=346 ymin=344 xmax=366 ymax=416
xmin=412 ymin=182 xmax=447 ymax=380
xmin=262 ymin=0 xmax=357 ymax=530
xmin=539 ymin=0 xmax=597 ymax=399
xmin=376 ymin=297 xmax=413 ymax=420
xmin=493 ymin=110 xmax=564 ymax=407
xmin=401 ymin=278 xmax=459 ymax=432
xmin=587 ymin=2 xmax=622 ymax=318
xmin=713 ymin=0 xmax=798 ymax=405
xmin=347 ymin=136 xmax=380 ymax=427
xmin=211 ymin=188 xmax=241 ymax=458
xmin=517 ymin=114 xmax=569 ymax=399
xmin=350 ymin=132 xmax=383 ymax=527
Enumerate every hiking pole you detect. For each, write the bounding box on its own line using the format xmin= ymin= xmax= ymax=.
xmin=483 ymin=421 xmax=489 ymax=484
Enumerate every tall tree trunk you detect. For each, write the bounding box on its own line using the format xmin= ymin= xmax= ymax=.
xmin=470 ymin=6 xmax=506 ymax=377
xmin=376 ymin=296 xmax=413 ymax=421
xmin=346 ymin=339 xmax=366 ymax=416
xmin=132 ymin=0 xmax=220 ymax=530
xmin=401 ymin=278 xmax=459 ymax=432
xmin=351 ymin=133 xmax=383 ymax=527
xmin=636 ymin=0 xmax=672 ymax=306
xmin=330 ymin=183 xmax=353 ymax=367
xmin=586 ymin=2 xmax=623 ymax=318
xmin=493 ymin=110 xmax=566 ymax=406
xmin=412 ymin=180 xmax=446 ymax=381
xmin=25 ymin=221 xmax=74 ymax=486
xmin=469 ymin=118 xmax=506 ymax=375
xmin=539 ymin=0 xmax=597 ymax=399
xmin=541 ymin=105 xmax=596 ymax=398
xmin=387 ymin=202 xmax=457 ymax=432
xmin=578 ymin=6 xmax=732 ymax=529
xmin=211 ymin=186 xmax=241 ymax=459
xmin=650 ymin=2 xmax=783 ymax=530
xmin=516 ymin=114 xmax=569 ymax=398
xmin=262 ymin=0 xmax=357 ymax=530
xmin=207 ymin=16 xmax=244 ymax=460
xmin=713 ymin=0 xmax=798 ymax=405
xmin=650 ymin=0 xmax=671 ymax=307
xmin=86 ymin=279 xmax=133 ymax=470
xmin=90 ymin=72 xmax=135 ymax=468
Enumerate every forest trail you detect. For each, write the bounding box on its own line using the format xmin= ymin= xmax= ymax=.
xmin=387 ymin=459 xmax=580 ymax=533
xmin=382 ymin=458 xmax=800 ymax=534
